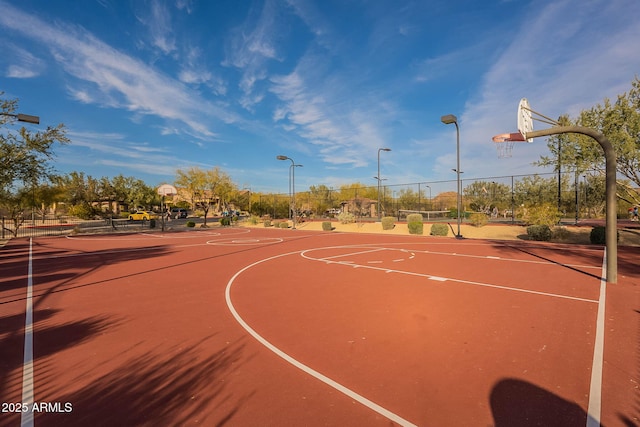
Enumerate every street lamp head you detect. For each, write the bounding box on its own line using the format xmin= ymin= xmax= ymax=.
xmin=440 ymin=114 xmax=457 ymax=125
xmin=276 ymin=155 xmax=289 ymax=161
xmin=379 ymin=147 xmax=391 ymax=152
xmin=1 ymin=112 xmax=40 ymax=124
xmin=17 ymin=114 xmax=40 ymax=124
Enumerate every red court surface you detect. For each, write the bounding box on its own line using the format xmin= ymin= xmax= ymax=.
xmin=1 ymin=228 xmax=638 ymax=426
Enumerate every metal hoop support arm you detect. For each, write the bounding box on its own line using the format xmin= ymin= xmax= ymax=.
xmin=527 ymin=126 xmax=617 ymax=283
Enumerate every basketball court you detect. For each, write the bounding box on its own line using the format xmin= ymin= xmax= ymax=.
xmin=1 ymin=227 xmax=637 ymax=426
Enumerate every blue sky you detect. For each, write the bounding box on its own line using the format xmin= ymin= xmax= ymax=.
xmin=1 ymin=0 xmax=639 ymax=194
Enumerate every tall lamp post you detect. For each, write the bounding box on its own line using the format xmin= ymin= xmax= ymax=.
xmin=441 ymin=114 xmax=462 ymax=238
xmin=277 ymin=155 xmax=302 ymax=229
xmin=376 ymin=148 xmax=391 ymax=220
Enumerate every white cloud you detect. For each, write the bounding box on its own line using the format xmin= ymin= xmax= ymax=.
xmin=136 ymin=0 xmax=177 ymax=55
xmin=3 ymin=44 xmax=44 ymax=78
xmin=451 ymin=0 xmax=640 ymax=180
xmin=270 ymin=57 xmax=391 ymax=168
xmin=0 ymin=2 xmax=242 ymax=140
xmin=223 ymin=0 xmax=283 ymax=107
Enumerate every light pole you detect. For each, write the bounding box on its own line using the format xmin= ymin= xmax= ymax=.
xmin=277 ymin=155 xmax=302 ymax=229
xmin=377 ymin=148 xmax=391 ymax=220
xmin=441 ymin=114 xmax=462 ymax=238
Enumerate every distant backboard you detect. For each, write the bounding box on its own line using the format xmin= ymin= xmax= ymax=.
xmin=157 ymin=184 xmax=177 ymax=196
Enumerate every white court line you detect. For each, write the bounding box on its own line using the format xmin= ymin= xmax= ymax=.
xmin=320 ymin=247 xmax=386 ymax=261
xmin=225 ymin=250 xmax=418 ymax=427
xmin=414 ymin=248 xmax=601 ymax=271
xmin=301 ymin=248 xmax=598 ymax=304
xmin=21 ymin=239 xmax=34 ymax=427
xmin=586 ymin=249 xmax=607 ymax=427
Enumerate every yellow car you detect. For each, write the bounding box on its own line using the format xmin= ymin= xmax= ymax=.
xmin=128 ymin=210 xmax=157 ymax=221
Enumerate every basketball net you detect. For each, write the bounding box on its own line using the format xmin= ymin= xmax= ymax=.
xmin=495 ymin=139 xmax=515 ymax=158
xmin=492 ymin=132 xmax=526 ymax=159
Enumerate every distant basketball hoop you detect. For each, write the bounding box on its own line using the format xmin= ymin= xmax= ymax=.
xmin=157 ymin=184 xmax=177 ymax=197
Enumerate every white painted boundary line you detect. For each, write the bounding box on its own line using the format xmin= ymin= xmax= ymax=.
xmin=301 ymin=248 xmax=599 ymax=304
xmin=586 ymin=249 xmax=607 ymax=427
xmin=21 ymin=239 xmax=35 ymax=427
xmin=319 ymin=247 xmax=386 ymax=261
xmin=225 ymin=250 xmax=418 ymax=427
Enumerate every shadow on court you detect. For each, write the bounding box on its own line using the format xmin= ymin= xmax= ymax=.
xmin=39 ymin=337 xmax=252 ymax=427
xmin=0 ymin=310 xmax=117 ymax=427
xmin=490 ymin=378 xmax=595 ymax=427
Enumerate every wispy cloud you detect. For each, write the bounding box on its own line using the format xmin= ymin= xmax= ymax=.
xmin=223 ymin=0 xmax=283 ymax=108
xmin=3 ymin=44 xmax=45 ymax=78
xmin=448 ymin=0 xmax=640 ymax=179
xmin=0 ymin=1 xmax=239 ymax=140
xmin=65 ymin=130 xmax=209 ymax=176
xmin=270 ymin=55 xmax=390 ymax=168
xmin=136 ymin=0 xmax=177 ymax=55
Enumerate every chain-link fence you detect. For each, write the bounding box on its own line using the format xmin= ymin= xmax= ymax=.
xmin=265 ymin=171 xmax=610 ymax=224
xmin=1 ymin=216 xmax=156 ymax=239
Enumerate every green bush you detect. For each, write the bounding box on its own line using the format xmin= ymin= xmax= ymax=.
xmin=523 ymin=203 xmax=561 ymax=227
xmin=68 ymin=203 xmax=101 ymax=220
xmin=219 ymin=217 xmax=231 ymax=226
xmin=322 ymin=221 xmax=333 ymax=231
xmin=263 ymin=219 xmax=271 ymax=227
xmin=248 ymin=216 xmax=259 ymax=225
xmin=430 ymin=223 xmax=449 ymax=236
xmin=527 ymin=224 xmax=551 ymax=241
xmin=590 ymin=226 xmax=605 ymax=244
xmin=551 ymin=226 xmax=571 ymax=241
xmin=279 ymin=221 xmax=289 ymax=228
xmin=381 ymin=216 xmax=395 ymax=230
xmin=337 ymin=211 xmax=356 ymax=224
xmin=408 ymin=221 xmax=423 ymax=235
xmin=186 ymin=221 xmax=196 ymax=228
xmin=406 ymin=214 xmax=423 ymax=235
xmin=469 ymin=212 xmax=488 ymax=227
xmin=406 ymin=214 xmax=423 ymax=223
xmin=590 ymin=226 xmax=618 ymax=244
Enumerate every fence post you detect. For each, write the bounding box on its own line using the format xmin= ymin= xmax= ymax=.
xmin=1 ymin=217 xmax=4 ymax=239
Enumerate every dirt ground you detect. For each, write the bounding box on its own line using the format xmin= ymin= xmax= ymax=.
xmin=247 ymin=219 xmax=640 ymax=247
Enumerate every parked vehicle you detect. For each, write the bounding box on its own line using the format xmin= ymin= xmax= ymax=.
xmin=128 ymin=210 xmax=157 ymax=221
xmin=170 ymin=208 xmax=188 ymax=219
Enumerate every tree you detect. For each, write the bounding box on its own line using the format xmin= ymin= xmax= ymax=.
xmin=397 ymin=188 xmax=419 ymax=212
xmin=174 ymin=166 xmax=235 ymax=226
xmin=1 ymin=95 xmax=69 ymax=231
xmin=536 ymin=77 xmax=640 ymax=206
xmin=463 ymin=181 xmax=510 ymax=213
xmin=308 ymin=184 xmax=334 ymax=216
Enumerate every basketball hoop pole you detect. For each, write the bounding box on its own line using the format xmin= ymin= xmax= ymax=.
xmin=527 ymin=126 xmax=617 ymax=284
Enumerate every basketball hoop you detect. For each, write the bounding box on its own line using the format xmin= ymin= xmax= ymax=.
xmin=491 ymin=98 xmax=534 ymax=158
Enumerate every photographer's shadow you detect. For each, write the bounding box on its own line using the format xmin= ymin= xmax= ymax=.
xmin=491 ymin=378 xmax=598 ymax=427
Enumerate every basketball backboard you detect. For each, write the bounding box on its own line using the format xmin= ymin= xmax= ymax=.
xmin=517 ymin=98 xmax=533 ymax=142
xmin=157 ymin=184 xmax=177 ymax=196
